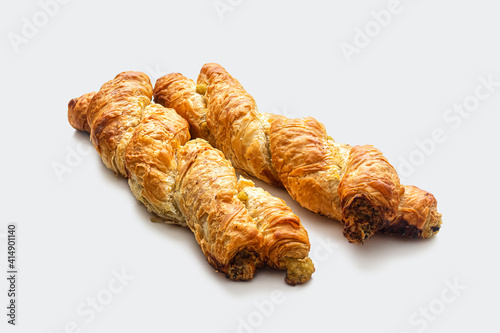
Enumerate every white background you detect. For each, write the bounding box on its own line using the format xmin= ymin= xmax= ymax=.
xmin=1 ymin=0 xmax=499 ymax=332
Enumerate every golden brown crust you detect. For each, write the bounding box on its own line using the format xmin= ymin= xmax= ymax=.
xmin=153 ymin=63 xmax=442 ymax=243
xmin=154 ymin=70 xmax=282 ymax=186
xmin=381 ymin=185 xmax=442 ymax=239
xmin=338 ymin=145 xmax=404 ymax=243
xmin=236 ymin=177 xmax=314 ymax=284
xmin=87 ymin=72 xmax=153 ymax=176
xmin=194 ymin=63 xmax=281 ymax=186
xmin=175 ymin=139 xmax=263 ymax=280
xmin=269 ymin=116 xmax=348 ymax=221
xmin=125 ymin=105 xmax=190 ymax=225
xmin=153 ymin=73 xmax=210 ymax=140
xmin=68 ymin=92 xmax=96 ymax=132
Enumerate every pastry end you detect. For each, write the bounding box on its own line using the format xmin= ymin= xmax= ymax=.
xmin=284 ymin=257 xmax=315 ymax=286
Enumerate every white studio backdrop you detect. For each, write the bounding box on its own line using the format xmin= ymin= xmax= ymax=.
xmin=1 ymin=0 xmax=499 ymax=332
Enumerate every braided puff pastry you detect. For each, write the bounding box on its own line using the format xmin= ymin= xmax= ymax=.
xmin=153 ymin=63 xmax=442 ymax=244
xmin=67 ymin=72 xmax=314 ymax=284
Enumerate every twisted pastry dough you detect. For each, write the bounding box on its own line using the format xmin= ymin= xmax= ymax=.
xmin=67 ymin=72 xmax=314 ymax=284
xmin=153 ymin=63 xmax=442 ymax=244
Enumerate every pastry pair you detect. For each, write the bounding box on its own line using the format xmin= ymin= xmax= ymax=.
xmin=67 ymin=63 xmax=442 ymax=285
